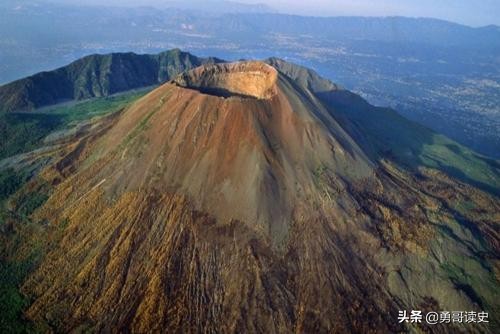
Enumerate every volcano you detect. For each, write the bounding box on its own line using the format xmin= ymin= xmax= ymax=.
xmin=16 ymin=60 xmax=499 ymax=333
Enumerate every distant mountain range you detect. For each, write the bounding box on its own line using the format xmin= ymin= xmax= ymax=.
xmin=0 ymin=49 xmax=222 ymax=112
xmin=161 ymin=0 xmax=274 ymax=14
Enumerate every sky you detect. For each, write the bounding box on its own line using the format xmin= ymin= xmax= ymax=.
xmin=54 ymin=0 xmax=500 ymax=27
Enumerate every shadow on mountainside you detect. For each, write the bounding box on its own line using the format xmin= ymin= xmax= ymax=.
xmin=317 ymin=90 xmax=500 ymax=197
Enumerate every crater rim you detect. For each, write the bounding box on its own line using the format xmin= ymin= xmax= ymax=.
xmin=172 ymin=61 xmax=278 ymax=99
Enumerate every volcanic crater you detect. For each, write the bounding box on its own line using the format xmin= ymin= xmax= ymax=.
xmin=172 ymin=61 xmax=278 ymax=99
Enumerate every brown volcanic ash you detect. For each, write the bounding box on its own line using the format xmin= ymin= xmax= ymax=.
xmin=22 ymin=61 xmax=499 ymax=333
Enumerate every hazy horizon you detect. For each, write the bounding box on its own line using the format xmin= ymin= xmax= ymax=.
xmin=49 ymin=0 xmax=500 ymax=27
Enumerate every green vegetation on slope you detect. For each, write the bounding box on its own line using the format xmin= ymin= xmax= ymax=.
xmin=0 ymin=169 xmax=29 ymax=202
xmin=0 ymin=89 xmax=150 ymax=161
xmin=0 ymin=254 xmax=40 ymax=334
xmin=0 ymin=89 xmax=148 ymax=332
xmin=320 ymin=90 xmax=500 ymax=196
xmin=0 ymin=113 xmax=62 ymax=161
xmin=0 ymin=166 xmax=44 ymax=333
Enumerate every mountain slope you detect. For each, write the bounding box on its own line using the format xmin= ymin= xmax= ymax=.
xmin=0 ymin=49 xmax=222 ymax=113
xmin=4 ymin=60 xmax=497 ymax=333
